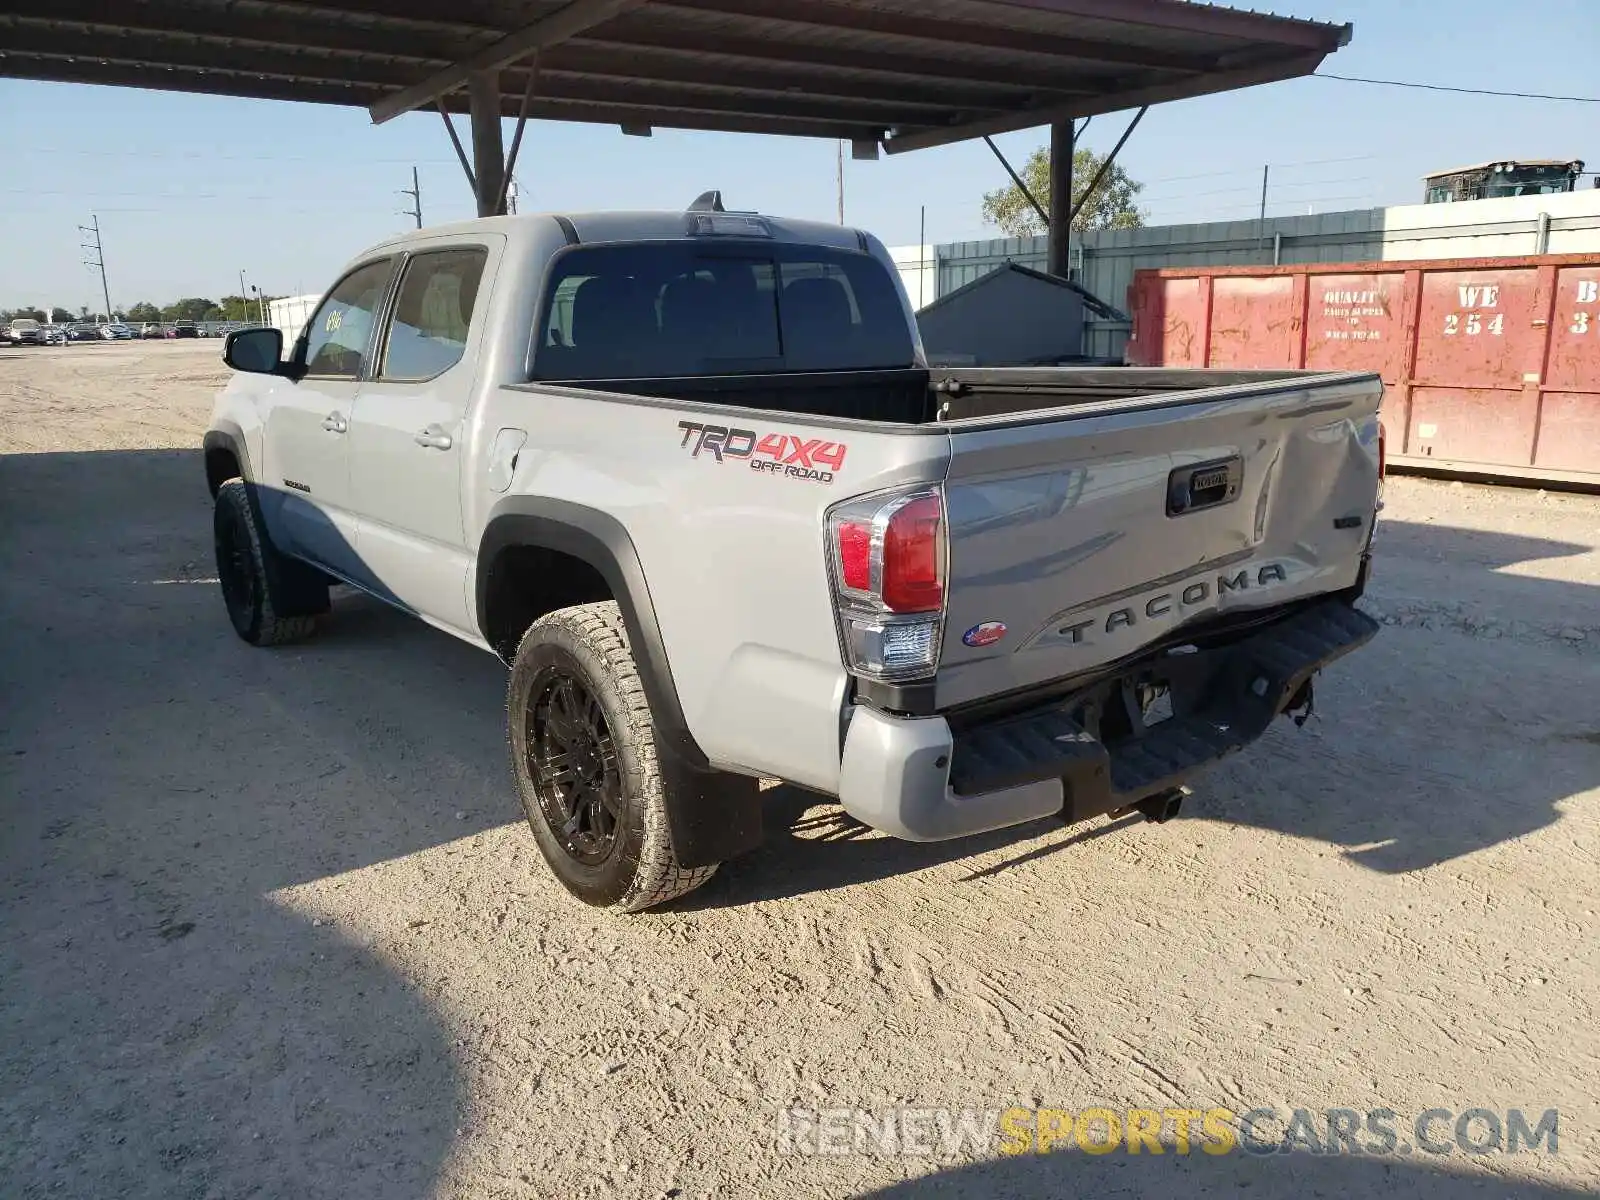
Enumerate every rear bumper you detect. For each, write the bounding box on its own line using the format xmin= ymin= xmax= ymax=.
xmin=837 ymin=599 xmax=1377 ymax=842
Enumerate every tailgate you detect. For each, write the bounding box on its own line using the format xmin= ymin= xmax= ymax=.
xmin=936 ymin=372 xmax=1383 ymax=708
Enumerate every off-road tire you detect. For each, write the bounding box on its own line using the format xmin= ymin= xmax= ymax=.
xmin=212 ymin=478 xmax=327 ymax=647
xmin=507 ymin=602 xmax=717 ymax=912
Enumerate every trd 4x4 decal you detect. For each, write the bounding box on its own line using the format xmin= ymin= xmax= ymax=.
xmin=677 ymin=421 xmax=847 ymax=484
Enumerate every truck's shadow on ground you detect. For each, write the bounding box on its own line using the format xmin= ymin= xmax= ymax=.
xmin=853 ymin=1146 xmax=1588 ymax=1199
xmin=2 ymin=448 xmax=1595 ymax=1197
xmin=2 ymin=449 xmax=501 ymax=1198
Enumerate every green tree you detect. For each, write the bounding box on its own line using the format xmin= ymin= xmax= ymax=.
xmin=49 ymin=307 xmax=75 ymax=324
xmin=981 ymin=146 xmax=1147 ymax=238
xmin=163 ymin=297 xmax=217 ymax=322
xmin=216 ymin=294 xmax=255 ymax=322
xmin=126 ymin=302 xmax=162 ymax=324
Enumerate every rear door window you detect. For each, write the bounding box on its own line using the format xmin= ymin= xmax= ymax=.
xmin=380 ymin=247 xmax=488 ymax=381
xmin=532 ymin=242 xmax=913 ymax=380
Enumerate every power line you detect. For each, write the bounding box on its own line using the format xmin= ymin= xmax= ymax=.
xmin=1145 ymin=192 xmax=1380 ymax=221
xmin=1134 ymin=154 xmax=1378 ymax=189
xmin=1139 ymin=175 xmax=1377 ymax=204
xmin=1315 ymin=73 xmax=1600 ymax=103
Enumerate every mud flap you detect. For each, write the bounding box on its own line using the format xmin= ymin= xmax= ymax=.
xmin=656 ymin=743 xmax=764 ymax=868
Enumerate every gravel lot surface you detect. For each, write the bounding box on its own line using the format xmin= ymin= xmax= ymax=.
xmin=3 ymin=342 xmax=1598 ymax=1199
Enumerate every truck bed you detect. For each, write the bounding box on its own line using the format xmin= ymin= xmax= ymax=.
xmin=576 ymin=365 xmax=1361 ymax=427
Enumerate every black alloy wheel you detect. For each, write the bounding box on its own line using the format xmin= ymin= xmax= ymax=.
xmin=524 ymin=667 xmax=624 ymax=867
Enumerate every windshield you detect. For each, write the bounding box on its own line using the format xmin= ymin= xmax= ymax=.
xmin=532 ymin=241 xmax=915 ymax=381
xmin=11 ymin=320 xmax=40 ymax=331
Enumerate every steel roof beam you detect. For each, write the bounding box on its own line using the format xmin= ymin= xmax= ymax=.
xmin=657 ymin=0 xmax=1220 ymax=73
xmin=10 ymin=4 xmax=477 ymax=62
xmin=542 ymin=44 xmax=1024 ymax=111
xmin=980 ymin=0 xmax=1352 ymax=50
xmin=573 ymin=24 xmax=1107 ymax=92
xmin=3 ymin=21 xmax=946 ymax=124
xmin=0 ymin=29 xmax=434 ymax=89
xmin=883 ymin=52 xmax=1325 ymax=153
xmin=0 ymin=51 xmax=885 ymax=139
xmin=367 ymin=0 xmax=649 ymax=125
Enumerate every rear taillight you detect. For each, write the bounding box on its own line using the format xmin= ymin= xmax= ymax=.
xmin=881 ymin=494 xmax=944 ymax=613
xmin=826 ymin=486 xmax=947 ymax=681
xmin=1377 ymin=421 xmax=1387 ymax=481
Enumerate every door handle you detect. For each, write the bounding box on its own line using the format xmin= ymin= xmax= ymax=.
xmin=414 ymin=425 xmax=453 ymax=451
xmin=321 ymin=412 xmax=347 ymax=434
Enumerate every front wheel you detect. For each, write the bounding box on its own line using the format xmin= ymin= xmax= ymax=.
xmin=212 ymin=478 xmax=327 ymax=646
xmin=506 ymin=602 xmax=717 ymax=912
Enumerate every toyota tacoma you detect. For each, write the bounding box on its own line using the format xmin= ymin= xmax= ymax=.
xmin=204 ymin=200 xmax=1382 ymax=911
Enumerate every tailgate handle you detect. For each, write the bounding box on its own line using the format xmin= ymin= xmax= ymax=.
xmin=1167 ymin=456 xmax=1242 ymax=517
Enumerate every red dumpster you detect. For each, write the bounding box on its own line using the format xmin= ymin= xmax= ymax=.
xmin=1127 ymin=254 xmax=1600 ymax=487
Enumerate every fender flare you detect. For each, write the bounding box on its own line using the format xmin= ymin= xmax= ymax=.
xmin=203 ymin=425 xmax=253 ymax=492
xmin=477 ymin=496 xmax=762 ymax=867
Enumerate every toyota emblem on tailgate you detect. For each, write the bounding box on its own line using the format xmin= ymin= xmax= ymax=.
xmin=1168 ymin=455 xmax=1243 ymax=516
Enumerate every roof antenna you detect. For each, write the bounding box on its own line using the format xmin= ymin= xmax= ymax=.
xmin=688 ymin=190 xmax=726 ymax=213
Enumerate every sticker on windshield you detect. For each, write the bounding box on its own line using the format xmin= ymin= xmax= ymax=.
xmin=677 ymin=421 xmax=846 ymax=484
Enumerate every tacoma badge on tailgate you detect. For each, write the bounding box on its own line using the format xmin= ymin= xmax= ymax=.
xmin=1043 ymin=561 xmax=1291 ymax=647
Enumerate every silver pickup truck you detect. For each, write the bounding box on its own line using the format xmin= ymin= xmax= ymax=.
xmin=205 ymin=203 xmax=1382 ymax=912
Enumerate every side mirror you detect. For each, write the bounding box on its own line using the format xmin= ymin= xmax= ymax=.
xmin=224 ymin=326 xmax=285 ymax=375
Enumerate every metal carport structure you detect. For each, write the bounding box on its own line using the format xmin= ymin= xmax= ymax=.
xmin=0 ymin=0 xmax=1351 ymax=272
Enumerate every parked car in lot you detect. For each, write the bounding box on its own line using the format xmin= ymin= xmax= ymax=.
xmin=137 ymin=322 xmax=162 ymax=339
xmin=99 ymin=323 xmax=135 ymax=340
xmin=172 ymin=320 xmax=199 ymax=339
xmin=69 ymin=323 xmax=100 ymax=342
xmin=41 ymin=325 xmax=69 ymax=345
xmin=206 ymin=206 xmax=1383 ymax=912
xmin=6 ymin=318 xmax=44 ymax=345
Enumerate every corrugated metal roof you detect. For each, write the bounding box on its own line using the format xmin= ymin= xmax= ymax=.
xmin=0 ymin=0 xmax=1352 ymax=151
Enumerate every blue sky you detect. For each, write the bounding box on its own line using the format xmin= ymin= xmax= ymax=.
xmin=0 ymin=0 xmax=1594 ymax=310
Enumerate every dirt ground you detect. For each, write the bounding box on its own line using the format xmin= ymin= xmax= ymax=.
xmin=2 ymin=341 xmax=1598 ymax=1199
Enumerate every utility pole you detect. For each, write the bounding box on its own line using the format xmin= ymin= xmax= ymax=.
xmin=918 ymin=204 xmax=926 ymax=309
xmin=79 ymin=215 xmax=112 ymax=322
xmin=1259 ymin=164 xmax=1271 ymax=252
xmin=400 ymin=165 xmax=423 ymax=229
xmin=836 ymin=140 xmax=845 ymax=224
xmin=239 ymin=269 xmax=249 ymax=324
